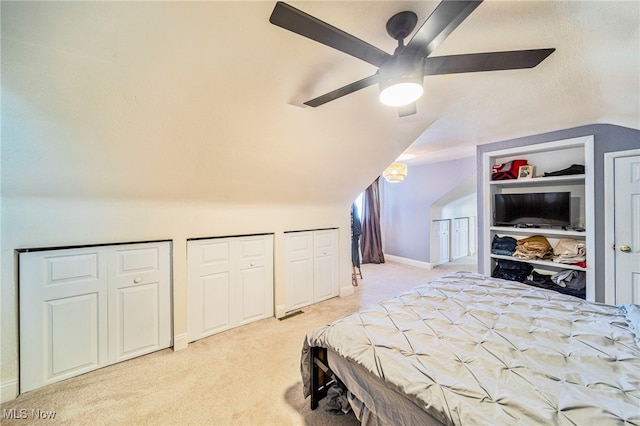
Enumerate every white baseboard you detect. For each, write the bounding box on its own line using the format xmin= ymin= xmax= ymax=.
xmin=173 ymin=333 xmax=189 ymax=351
xmin=275 ymin=304 xmax=287 ymax=319
xmin=1 ymin=379 xmax=18 ymax=403
xmin=339 ymin=284 xmax=354 ymax=298
xmin=384 ymin=255 xmax=433 ymax=270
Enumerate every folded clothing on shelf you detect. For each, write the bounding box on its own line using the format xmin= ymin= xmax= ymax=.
xmin=524 ymin=270 xmax=585 ymax=298
xmin=543 ymin=164 xmax=585 ymax=177
xmin=492 ymin=259 xmax=533 ymax=282
xmin=553 ymin=238 xmax=586 ymax=264
xmin=513 ymin=235 xmax=553 ymax=260
xmin=523 ymin=271 xmax=555 ymax=287
xmin=551 ymin=270 xmax=586 ymax=291
xmin=491 ymin=159 xmax=528 ymax=180
xmin=491 ymin=235 xmax=517 ymax=256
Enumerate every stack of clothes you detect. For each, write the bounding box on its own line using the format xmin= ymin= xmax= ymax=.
xmin=553 ymin=238 xmax=586 ymax=267
xmin=523 ymin=270 xmax=586 ymax=299
xmin=513 ymin=235 xmax=553 ymax=260
xmin=491 ymin=235 xmax=517 ymax=256
xmin=490 ymin=235 xmax=587 ymax=299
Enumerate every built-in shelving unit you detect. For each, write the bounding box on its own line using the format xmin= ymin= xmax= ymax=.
xmin=482 ymin=136 xmax=595 ymax=300
xmin=488 ymin=174 xmax=586 ymax=187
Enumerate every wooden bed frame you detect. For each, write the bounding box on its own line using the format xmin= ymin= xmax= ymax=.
xmin=309 ymin=346 xmax=333 ymax=409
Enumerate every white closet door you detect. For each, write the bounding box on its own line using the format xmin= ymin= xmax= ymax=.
xmin=20 ymin=247 xmax=109 ymax=392
xmin=451 ymin=219 xmax=460 ymax=260
xmin=313 ymin=229 xmax=338 ymax=302
xmin=109 ymin=242 xmax=172 ymax=363
xmin=20 ymin=242 xmax=172 ymax=392
xmin=188 ymin=239 xmax=233 ymax=342
xmin=456 ymin=217 xmax=469 ymax=257
xmin=235 ymin=235 xmax=274 ymax=326
xmin=438 ymin=220 xmax=451 ymax=263
xmin=284 ymin=232 xmax=314 ymax=312
xmin=188 ymin=235 xmax=274 ymax=342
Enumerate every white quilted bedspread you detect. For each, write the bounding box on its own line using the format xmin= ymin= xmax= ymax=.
xmin=303 ymin=272 xmax=640 ymax=425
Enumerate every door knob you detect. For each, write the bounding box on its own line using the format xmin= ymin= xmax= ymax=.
xmin=619 ymin=245 xmax=632 ymax=253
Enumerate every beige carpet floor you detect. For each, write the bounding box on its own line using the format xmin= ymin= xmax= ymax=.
xmin=1 ymin=258 xmax=476 ymax=425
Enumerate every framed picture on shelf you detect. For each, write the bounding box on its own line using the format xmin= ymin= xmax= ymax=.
xmin=518 ymin=165 xmax=534 ymax=179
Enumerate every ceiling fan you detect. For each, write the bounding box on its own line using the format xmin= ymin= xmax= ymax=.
xmin=269 ymin=0 xmax=555 ymax=117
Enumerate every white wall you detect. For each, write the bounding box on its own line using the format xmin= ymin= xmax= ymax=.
xmin=440 ymin=193 xmax=477 ymax=220
xmin=381 ymin=156 xmax=477 ymax=264
xmin=1 ymin=196 xmax=353 ymax=400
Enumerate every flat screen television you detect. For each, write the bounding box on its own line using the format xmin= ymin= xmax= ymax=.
xmin=494 ymin=192 xmax=571 ymax=227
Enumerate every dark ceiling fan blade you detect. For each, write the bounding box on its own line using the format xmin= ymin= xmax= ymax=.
xmin=405 ymin=0 xmax=482 ymax=57
xmin=304 ymin=74 xmax=379 ymax=107
xmin=397 ymin=103 xmax=417 ymax=117
xmin=269 ymin=2 xmax=391 ymax=67
xmin=423 ymin=49 xmax=555 ymax=75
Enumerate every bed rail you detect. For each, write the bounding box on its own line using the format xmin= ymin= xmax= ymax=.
xmin=310 ymin=346 xmax=335 ymax=409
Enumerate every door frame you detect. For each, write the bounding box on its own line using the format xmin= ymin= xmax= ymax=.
xmin=604 ymin=148 xmax=640 ymax=304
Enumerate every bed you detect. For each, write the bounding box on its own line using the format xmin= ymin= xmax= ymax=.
xmin=301 ymin=272 xmax=640 ymax=425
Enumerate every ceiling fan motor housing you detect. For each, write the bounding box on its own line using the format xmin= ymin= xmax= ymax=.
xmin=378 ymin=54 xmax=425 ymax=107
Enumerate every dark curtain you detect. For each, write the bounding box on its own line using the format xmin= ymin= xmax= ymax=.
xmin=361 ymin=177 xmax=385 ymax=264
xmin=351 ymin=203 xmax=362 ymax=268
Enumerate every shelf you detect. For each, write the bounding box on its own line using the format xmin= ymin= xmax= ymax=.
xmin=482 ymin=135 xmax=594 ymax=301
xmin=489 ymin=174 xmax=585 ymax=187
xmin=490 ymin=254 xmax=586 ymax=271
xmin=490 ymin=226 xmax=586 ymax=237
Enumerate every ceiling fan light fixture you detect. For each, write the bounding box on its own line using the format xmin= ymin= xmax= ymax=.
xmin=379 ymin=81 xmax=423 ymax=107
xmin=378 ymin=55 xmax=424 ymax=107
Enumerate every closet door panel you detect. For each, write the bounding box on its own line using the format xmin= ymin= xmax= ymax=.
xmin=314 ymin=255 xmax=335 ymax=301
xmin=20 ymin=247 xmax=109 ymax=393
xmin=284 ymin=232 xmax=314 ymax=311
xmin=285 ymin=258 xmax=314 ymax=311
xmin=238 ymin=267 xmax=267 ymax=324
xmin=313 ymin=229 xmax=338 ymax=302
xmin=202 ymin=272 xmax=232 ymax=335
xmin=109 ymin=242 xmax=172 ymax=363
xmin=188 ymin=239 xmax=233 ymax=341
xmin=48 ymin=294 xmax=100 ymax=377
xmin=117 ymin=283 xmax=160 ymax=355
xmin=236 ymin=235 xmax=273 ymax=324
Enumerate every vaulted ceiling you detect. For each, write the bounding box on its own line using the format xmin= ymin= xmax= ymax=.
xmin=2 ymin=1 xmax=638 ymax=205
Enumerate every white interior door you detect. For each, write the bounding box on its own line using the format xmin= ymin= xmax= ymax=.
xmin=452 ymin=218 xmax=469 ymax=260
xmin=469 ymin=216 xmax=477 ymax=255
xmin=235 ymin=235 xmax=274 ymax=326
xmin=438 ymin=220 xmax=451 ymax=263
xmin=615 ymin=155 xmax=640 ymax=304
xmin=109 ymin=243 xmax=172 ymax=363
xmin=313 ymin=229 xmax=338 ymax=302
xmin=188 ymin=239 xmax=233 ymax=342
xmin=284 ymin=232 xmax=314 ymax=312
xmin=20 ymin=247 xmax=109 ymax=392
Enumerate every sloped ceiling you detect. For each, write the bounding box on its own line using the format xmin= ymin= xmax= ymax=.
xmin=2 ymin=1 xmax=638 ymax=204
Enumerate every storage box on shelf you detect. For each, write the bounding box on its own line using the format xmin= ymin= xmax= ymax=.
xmin=482 ymin=136 xmax=594 ymax=300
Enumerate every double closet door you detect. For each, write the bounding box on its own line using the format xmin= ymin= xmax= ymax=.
xmin=187 ymin=234 xmax=274 ymax=342
xmin=284 ymin=229 xmax=338 ymax=312
xmin=19 ymin=241 xmax=172 ymax=392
